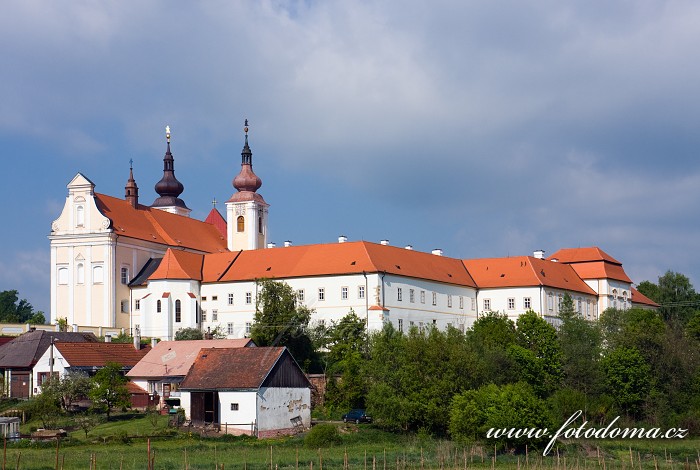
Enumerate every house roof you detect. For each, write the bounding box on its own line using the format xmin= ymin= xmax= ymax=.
xmin=94 ymin=194 xmax=227 ymax=253
xmin=54 ymin=342 xmax=150 ymax=368
xmin=200 ymin=241 xmax=476 ymax=287
xmin=631 ymin=287 xmax=660 ymax=307
xmin=127 ymin=339 xmax=254 ymax=378
xmin=180 ymin=347 xmax=290 ymax=390
xmin=0 ymin=331 xmax=99 ymax=369
xmin=548 ymin=247 xmax=632 ymax=283
xmin=462 ymin=256 xmax=597 ymax=295
xmin=204 ymin=208 xmax=227 ymax=238
xmin=149 ymin=249 xmax=204 ymax=281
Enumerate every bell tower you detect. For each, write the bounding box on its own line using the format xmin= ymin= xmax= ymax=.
xmin=226 ymin=120 xmax=269 ymax=251
xmin=151 ymin=126 xmax=191 ymax=217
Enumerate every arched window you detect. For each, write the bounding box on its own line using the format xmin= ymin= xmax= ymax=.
xmin=258 ymin=216 xmax=263 ymax=234
xmin=175 ymin=300 xmax=181 ymax=323
xmin=76 ymin=205 xmax=84 ymax=227
xmin=93 ymin=265 xmax=103 ymax=284
xmin=237 ymin=216 xmax=245 ymax=232
xmin=76 ymin=263 xmax=84 ymax=284
xmin=157 ymin=300 xmax=162 ymax=313
xmin=57 ymin=267 xmax=68 ymax=285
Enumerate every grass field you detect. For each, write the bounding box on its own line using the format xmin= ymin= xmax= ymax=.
xmin=3 ymin=414 xmax=699 ymax=469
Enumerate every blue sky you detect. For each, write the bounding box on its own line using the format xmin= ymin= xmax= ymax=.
xmin=2 ymin=1 xmax=700 ymax=315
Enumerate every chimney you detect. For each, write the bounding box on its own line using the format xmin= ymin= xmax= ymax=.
xmin=404 ymin=245 xmax=413 ymax=250
xmin=104 ymin=335 xmax=112 ymax=343
xmin=533 ymin=250 xmax=546 ymax=259
xmin=267 ymin=242 xmax=276 ymax=248
xmin=133 ymin=328 xmax=141 ymax=350
xmin=380 ymin=239 xmax=389 ymax=246
xmin=151 ymin=337 xmax=158 ymax=348
xmin=432 ymin=249 xmax=443 ymax=256
xmin=284 ymin=240 xmax=292 ymax=247
xmin=338 ymin=235 xmax=348 ymax=243
xmin=551 ymin=258 xmax=559 ymax=263
xmin=204 ymin=326 xmax=214 ymax=340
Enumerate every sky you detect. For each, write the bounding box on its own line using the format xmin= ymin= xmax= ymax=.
xmin=1 ymin=0 xmax=700 ymax=315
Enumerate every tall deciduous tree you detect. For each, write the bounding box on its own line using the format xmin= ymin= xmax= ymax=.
xmin=251 ymin=279 xmax=314 ymax=367
xmin=601 ymin=347 xmax=651 ymax=418
xmin=638 ymin=271 xmax=700 ymax=324
xmin=89 ymin=362 xmax=131 ymax=419
xmin=513 ymin=310 xmax=562 ymax=396
xmin=0 ymin=290 xmax=45 ymax=323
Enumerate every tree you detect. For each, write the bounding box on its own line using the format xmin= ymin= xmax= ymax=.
xmin=557 ymin=304 xmax=603 ymax=402
xmin=513 ymin=310 xmax=562 ymax=396
xmin=174 ymin=327 xmax=204 ymax=341
xmin=24 ymin=378 xmax=62 ymax=429
xmin=638 ymin=271 xmax=700 ymax=324
xmin=0 ymin=290 xmax=45 ymax=323
xmin=251 ymin=279 xmax=314 ymax=366
xmin=74 ymin=413 xmax=101 ymax=438
xmin=601 ymin=347 xmax=651 ymax=418
xmin=89 ymin=362 xmax=131 ymax=419
xmin=558 ymin=293 xmax=576 ymax=320
xmin=58 ymin=371 xmax=93 ymax=411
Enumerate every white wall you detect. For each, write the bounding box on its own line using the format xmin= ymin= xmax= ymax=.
xmin=256 ymin=387 xmax=311 ymax=432
xmin=32 ymin=347 xmax=68 ymax=396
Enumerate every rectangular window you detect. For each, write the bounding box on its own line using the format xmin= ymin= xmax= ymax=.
xmin=135 ymin=299 xmax=140 ymax=311
xmin=409 ymin=289 xmax=415 ymax=303
xmin=432 ymin=292 xmax=437 ymax=306
xmin=157 ymin=300 xmax=162 ymax=313
xmin=228 ymin=293 xmax=234 ymax=305
xmin=409 ymin=321 xmax=415 ymax=328
xmin=175 ymin=300 xmax=181 ymax=323
xmin=471 ymin=297 xmax=475 ymax=311
xmin=245 ymin=322 xmax=251 ymax=335
xmin=358 ymin=285 xmax=365 ymax=299
xmin=120 ymin=300 xmax=128 ymax=313
xmin=318 ymin=288 xmax=325 ymax=301
xmin=202 ymin=296 xmax=207 ymax=301
xmin=245 ymin=292 xmax=252 ymax=304
xmin=548 ymin=294 xmax=554 ymax=311
xmin=420 ymin=291 xmax=426 ymax=304
xmin=508 ymin=298 xmax=515 ymax=310
xmin=212 ymin=296 xmax=218 ymax=301
xmin=212 ymin=309 xmax=218 ymax=321
xmin=397 ymin=288 xmax=403 ymax=301
xmin=419 ymin=321 xmax=424 ymax=333
xmin=92 ymin=265 xmax=103 ymax=284
xmin=459 ymin=296 xmax=464 ymax=309
xmin=447 ymin=295 xmax=453 ymax=308
xmin=524 ymin=297 xmax=531 ymax=309
xmin=398 ymin=319 xmax=404 ymax=332
xmin=297 ymin=289 xmax=305 ymax=302
xmin=484 ymin=299 xmax=491 ymax=311
xmin=231 ymin=403 xmax=239 ymax=411
xmin=120 ymin=267 xmax=129 ymax=285
xmin=577 ymin=298 xmax=582 ymax=313
xmin=557 ymin=294 xmax=563 ymax=312
xmin=341 ymin=287 xmax=348 ymax=300
xmin=227 ymin=322 xmax=234 ymax=335
xmin=201 ymin=310 xmax=207 ymax=322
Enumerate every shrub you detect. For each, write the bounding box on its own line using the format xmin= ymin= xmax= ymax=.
xmin=304 ymin=424 xmax=341 ymax=448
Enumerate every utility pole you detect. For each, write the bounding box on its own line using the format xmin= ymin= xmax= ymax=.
xmin=49 ymin=336 xmax=54 ymax=377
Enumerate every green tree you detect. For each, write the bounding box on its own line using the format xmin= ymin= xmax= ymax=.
xmin=601 ymin=347 xmax=651 ymax=418
xmin=74 ymin=413 xmax=102 ymax=438
xmin=57 ymin=371 xmax=93 ymax=411
xmin=251 ymin=279 xmax=314 ymax=366
xmin=89 ymin=362 xmax=131 ymax=419
xmin=513 ymin=310 xmax=562 ymax=396
xmin=174 ymin=327 xmax=204 ymax=340
xmin=449 ymin=382 xmax=552 ymax=451
xmin=639 ymin=271 xmax=700 ymax=324
xmin=600 ymin=307 xmax=665 ymax=367
xmin=0 ymin=290 xmax=44 ymax=323
xmin=466 ymin=312 xmax=518 ymax=386
xmin=558 ymin=293 xmax=576 ymax=320
xmin=24 ymin=378 xmax=62 ymax=429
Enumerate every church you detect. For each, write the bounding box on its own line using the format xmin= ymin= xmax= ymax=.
xmin=49 ymin=123 xmax=658 ymax=340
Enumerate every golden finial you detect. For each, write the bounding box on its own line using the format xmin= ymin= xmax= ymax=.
xmin=244 ymin=119 xmax=249 ymax=135
xmin=165 ymin=125 xmax=171 ymax=143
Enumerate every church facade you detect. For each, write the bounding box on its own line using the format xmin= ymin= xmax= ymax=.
xmin=49 ymin=124 xmax=658 ymax=340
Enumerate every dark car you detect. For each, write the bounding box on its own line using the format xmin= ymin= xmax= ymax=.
xmin=342 ymin=409 xmax=372 ymax=424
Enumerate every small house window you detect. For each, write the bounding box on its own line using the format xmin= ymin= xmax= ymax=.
xmin=508 ymin=298 xmax=515 ymax=310
xmin=341 ymin=286 xmax=348 ymax=300
xmin=297 ymin=289 xmax=305 ymax=302
xmin=231 ymin=403 xmax=239 ymax=411
xmin=524 ymin=297 xmax=531 ymax=309
xmin=358 ymin=286 xmax=365 ymax=299
xmin=135 ymin=299 xmax=140 ymax=311
xmin=212 ymin=309 xmax=218 ymax=321
xmin=432 ymin=292 xmax=437 ymax=306
xmin=245 ymin=292 xmax=252 ymax=304
xmin=120 ymin=267 xmax=129 ymax=285
xmin=228 ymin=293 xmax=234 ymax=305
xmin=484 ymin=299 xmax=491 ymax=311
xmin=245 ymin=322 xmax=251 ymax=335
xmin=237 ymin=216 xmax=245 ymax=232
xmin=420 ymin=291 xmax=426 ymax=304
xmin=318 ymin=288 xmax=325 ymax=301
xmin=227 ymin=323 xmax=234 ymax=335
xmin=447 ymin=295 xmax=453 ymax=308
xmin=397 ymin=288 xmax=403 ymax=302
xmin=120 ymin=300 xmax=128 ymax=313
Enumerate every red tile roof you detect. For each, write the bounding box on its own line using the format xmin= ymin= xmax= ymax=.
xmin=631 ymin=287 xmax=660 ymax=307
xmin=213 ymin=241 xmax=477 ymax=287
xmin=548 ymin=247 xmax=632 ymax=283
xmin=180 ymin=347 xmax=286 ymax=390
xmin=463 ymin=256 xmax=597 ymax=295
xmin=54 ymin=342 xmax=150 ymax=368
xmin=95 ymin=194 xmax=227 ymax=253
xmin=204 ymin=208 xmax=227 ymax=238
xmin=127 ymin=339 xmax=255 ymax=378
xmin=149 ymin=249 xmax=204 ymax=281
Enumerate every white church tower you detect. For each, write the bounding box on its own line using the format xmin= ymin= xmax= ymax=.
xmin=151 ymin=126 xmax=191 ymax=217
xmin=226 ymin=120 xmax=269 ymax=251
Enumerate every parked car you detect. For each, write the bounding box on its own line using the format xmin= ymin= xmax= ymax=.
xmin=342 ymin=409 xmax=372 ymax=424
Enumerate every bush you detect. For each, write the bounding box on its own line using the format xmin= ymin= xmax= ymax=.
xmin=304 ymin=424 xmax=341 ymax=448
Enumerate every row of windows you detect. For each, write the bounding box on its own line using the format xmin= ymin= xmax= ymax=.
xmin=297 ymin=286 xmax=366 ymax=302
xmin=57 ymin=264 xmax=107 ymax=285
xmin=235 ymin=216 xmax=264 ymax=234
xmin=396 ymin=288 xmax=471 ymax=310
xmin=201 ymin=293 xmax=252 ymax=305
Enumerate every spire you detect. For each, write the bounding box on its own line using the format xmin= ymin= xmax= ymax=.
xmin=152 ymin=125 xmax=189 ymax=211
xmin=232 ymin=119 xmax=263 ymax=194
xmin=125 ymin=159 xmax=139 ymax=208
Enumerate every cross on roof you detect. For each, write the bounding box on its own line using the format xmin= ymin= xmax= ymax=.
xmin=129 ymin=158 xmax=133 ymax=169
xmin=212 ymin=198 xmax=217 ymax=208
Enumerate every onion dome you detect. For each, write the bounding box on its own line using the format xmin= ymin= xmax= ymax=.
xmin=152 ymin=126 xmax=189 ymax=209
xmin=228 ymin=120 xmax=267 ymax=204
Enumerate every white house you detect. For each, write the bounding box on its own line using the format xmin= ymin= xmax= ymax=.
xmin=179 ymin=346 xmax=311 ymax=437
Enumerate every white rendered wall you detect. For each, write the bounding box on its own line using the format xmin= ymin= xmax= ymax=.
xmin=256 ymin=387 xmax=311 ymax=432
xmin=33 ymin=348 xmax=68 ymax=396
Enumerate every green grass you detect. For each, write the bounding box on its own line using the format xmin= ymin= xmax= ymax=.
xmin=1 ymin=418 xmax=699 ymax=469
